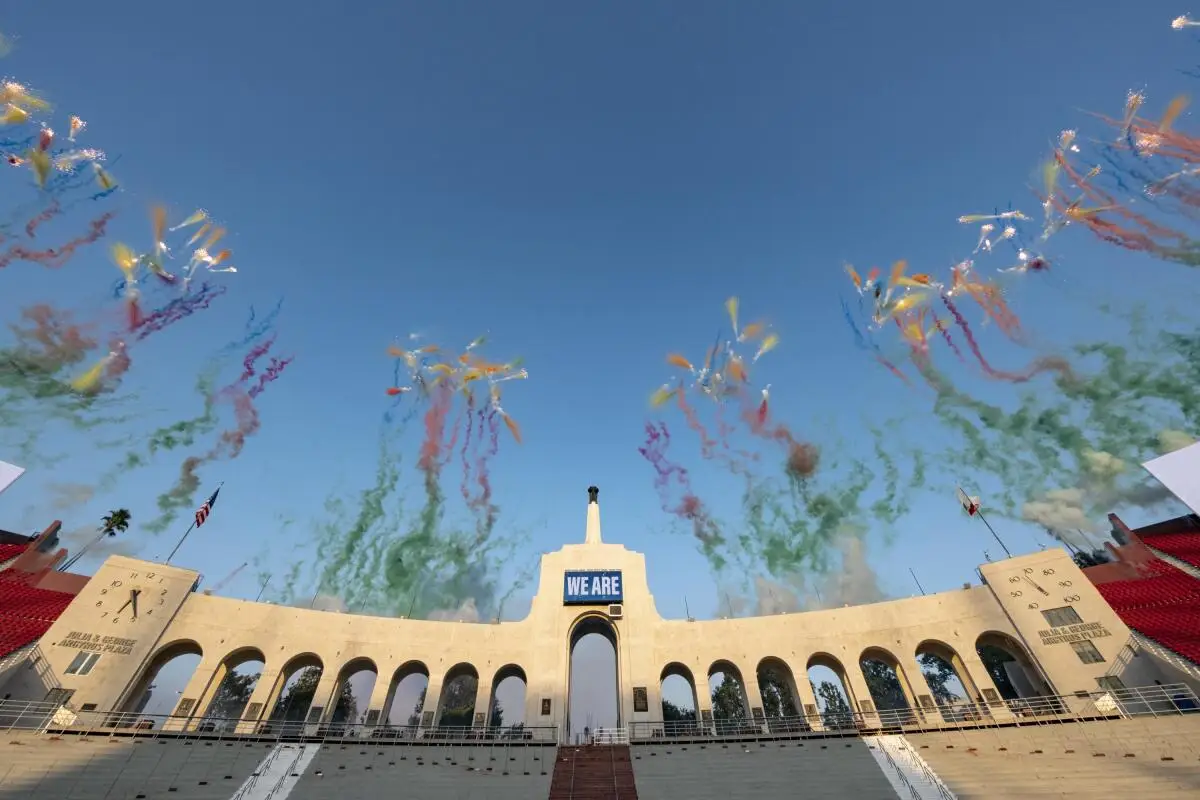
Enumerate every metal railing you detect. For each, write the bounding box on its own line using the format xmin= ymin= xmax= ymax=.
xmin=627 ymin=682 xmax=1200 ymax=742
xmin=877 ymin=736 xmax=956 ymax=800
xmin=876 ymin=743 xmax=922 ymax=800
xmin=591 ymin=726 xmax=629 ymax=745
xmin=0 ymin=699 xmax=558 ymax=751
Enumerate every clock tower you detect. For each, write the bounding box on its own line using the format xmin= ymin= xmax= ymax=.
xmin=38 ymin=555 xmax=200 ymax=714
xmin=979 ymin=548 xmax=1134 ymax=696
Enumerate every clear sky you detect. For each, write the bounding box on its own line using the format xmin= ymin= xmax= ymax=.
xmin=2 ymin=1 xmax=1199 ymax=733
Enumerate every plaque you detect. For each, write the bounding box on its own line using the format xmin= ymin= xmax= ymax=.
xmin=541 ymin=698 xmax=552 ymax=716
xmin=700 ymin=709 xmax=713 ymax=723
xmin=474 ymin=712 xmax=485 ymax=725
xmin=751 ymin=706 xmax=764 ymax=721
xmin=633 ymin=687 xmax=648 ymax=713
xmin=421 ymin=711 xmax=434 ymax=727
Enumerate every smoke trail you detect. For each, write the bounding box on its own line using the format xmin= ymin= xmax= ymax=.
xmin=0 ymin=212 xmax=115 ymax=269
xmin=638 ymin=421 xmax=727 ymax=567
xmin=131 ymin=283 xmax=226 ymax=340
xmin=143 ymin=344 xmax=292 ymax=534
xmin=916 ymin=325 xmax=1200 ymax=536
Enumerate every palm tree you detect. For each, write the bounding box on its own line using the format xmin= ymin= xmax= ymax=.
xmin=60 ymin=508 xmax=132 ymax=571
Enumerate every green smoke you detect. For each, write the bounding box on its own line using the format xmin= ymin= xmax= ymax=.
xmin=918 ymin=322 xmax=1200 ymax=534
xmin=275 ymin=405 xmax=533 ymax=621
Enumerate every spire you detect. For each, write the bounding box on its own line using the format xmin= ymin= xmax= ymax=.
xmin=585 ymin=485 xmax=602 ymax=545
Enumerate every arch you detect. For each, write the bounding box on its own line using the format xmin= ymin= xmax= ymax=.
xmin=328 ymin=656 xmax=378 ymax=727
xmin=707 ymin=659 xmax=752 ymax=735
xmin=806 ymin=652 xmax=855 ymax=730
xmin=436 ymin=662 xmax=479 ymax=730
xmin=659 ymin=662 xmax=700 ymax=737
xmin=488 ymin=663 xmax=528 ymax=732
xmin=756 ymin=656 xmax=805 ymax=733
xmin=975 ymin=632 xmax=1053 ymax=701
xmin=567 ymin=612 xmax=619 ymax=744
xmin=382 ymin=660 xmax=430 ymax=734
xmin=858 ymin=646 xmax=917 ymax=725
xmin=266 ymin=653 xmax=324 ymax=729
xmin=200 ymin=646 xmax=267 ymax=730
xmin=915 ymin=639 xmax=983 ymax=722
xmin=119 ymin=639 xmax=204 ymax=720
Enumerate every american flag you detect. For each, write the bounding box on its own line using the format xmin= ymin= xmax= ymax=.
xmin=195 ymin=486 xmax=221 ymax=528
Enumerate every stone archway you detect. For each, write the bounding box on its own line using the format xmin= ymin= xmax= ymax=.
xmin=567 ymin=613 xmax=619 ymax=744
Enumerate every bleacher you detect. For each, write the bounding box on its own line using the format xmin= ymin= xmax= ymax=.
xmin=0 ymin=731 xmax=557 ymax=800
xmin=630 ymin=737 xmax=900 ymax=799
xmin=1094 ymin=561 xmax=1200 ymax=664
xmin=1142 ymin=530 xmax=1200 ymax=572
xmin=0 ymin=576 xmax=74 ymax=658
xmin=907 ymin=714 xmax=1200 ymax=797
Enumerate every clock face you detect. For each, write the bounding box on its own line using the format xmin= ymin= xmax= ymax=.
xmin=94 ymin=569 xmax=171 ymax=626
xmin=1003 ymin=566 xmax=1079 ymax=609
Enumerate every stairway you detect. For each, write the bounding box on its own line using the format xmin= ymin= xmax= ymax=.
xmin=548 ymin=745 xmax=639 ymax=800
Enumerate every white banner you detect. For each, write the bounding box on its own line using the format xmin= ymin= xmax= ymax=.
xmin=1142 ymin=441 xmax=1200 ymax=516
xmin=0 ymin=460 xmax=25 ymax=496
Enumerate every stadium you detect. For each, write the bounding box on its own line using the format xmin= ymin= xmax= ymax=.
xmin=1 ymin=480 xmax=1199 ymax=800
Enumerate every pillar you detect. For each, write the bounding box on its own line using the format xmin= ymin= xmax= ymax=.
xmin=740 ymin=671 xmax=767 ymax=734
xmin=474 ymin=679 xmax=493 ymax=730
xmin=792 ymin=663 xmax=823 ymax=732
xmin=308 ymin=671 xmax=343 ymax=731
xmin=164 ymin=656 xmax=222 ymax=732
xmin=363 ymin=671 xmax=395 ymax=733
xmin=693 ymin=670 xmax=714 ymax=734
xmin=420 ymin=676 xmax=444 ymax=737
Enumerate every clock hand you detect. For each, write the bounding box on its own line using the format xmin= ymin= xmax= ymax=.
xmin=1023 ymin=575 xmax=1049 ymax=596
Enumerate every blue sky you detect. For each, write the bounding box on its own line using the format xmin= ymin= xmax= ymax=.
xmin=2 ymin=1 xmax=1199 ymax=729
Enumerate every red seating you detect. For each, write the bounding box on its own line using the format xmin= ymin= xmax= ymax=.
xmin=1096 ymin=560 xmax=1200 ymax=664
xmin=0 ymin=542 xmax=28 ymax=565
xmin=0 ymin=571 xmax=75 ymax=658
xmin=1141 ymin=531 xmax=1200 ymax=572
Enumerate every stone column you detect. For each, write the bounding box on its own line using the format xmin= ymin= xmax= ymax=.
xmin=164 ymin=656 xmax=223 ymax=732
xmin=309 ymin=671 xmax=344 ymax=731
xmin=473 ymin=679 xmax=494 ymax=732
xmin=740 ymin=671 xmax=767 ymax=734
xmin=693 ymin=669 xmax=714 ymax=735
xmin=235 ymin=666 xmax=283 ymax=735
xmin=363 ymin=672 xmax=395 ymax=734
xmin=957 ymin=651 xmax=1017 ymax=724
xmin=420 ymin=676 xmax=444 ymax=738
xmin=791 ymin=663 xmax=823 ymax=732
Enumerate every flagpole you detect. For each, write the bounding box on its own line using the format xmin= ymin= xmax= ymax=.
xmin=254 ymin=574 xmax=271 ymax=602
xmin=909 ymin=567 xmax=927 ymax=596
xmin=975 ymin=508 xmax=1012 ymax=558
xmin=165 ymin=520 xmax=197 ymax=566
xmin=165 ymin=482 xmax=222 ymax=566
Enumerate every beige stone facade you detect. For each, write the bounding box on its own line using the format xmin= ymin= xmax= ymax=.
xmin=20 ymin=495 xmax=1178 ymax=742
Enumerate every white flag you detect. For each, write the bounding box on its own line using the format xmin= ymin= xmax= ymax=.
xmin=956 ymin=486 xmax=980 ymax=517
xmin=0 ymin=460 xmax=25 ymax=496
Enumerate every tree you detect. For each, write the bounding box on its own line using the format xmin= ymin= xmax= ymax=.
xmin=710 ymin=675 xmax=747 ymax=720
xmin=407 ymin=676 xmax=479 ymax=728
xmin=813 ymin=680 xmax=853 ymax=728
xmin=488 ymin=696 xmax=504 ymax=729
xmin=661 ymin=699 xmax=692 ymax=722
xmin=205 ymin=671 xmax=259 ymax=723
xmin=757 ymin=666 xmax=799 ymax=719
xmin=60 ymin=508 xmax=132 ymax=571
xmin=269 ymin=667 xmax=357 ymax=724
xmin=1072 ymin=549 xmax=1110 ymax=569
xmin=917 ymin=653 xmax=963 ymax=706
xmin=860 ymin=659 xmax=908 ymax=711
xmin=437 ymin=675 xmax=478 ymax=728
